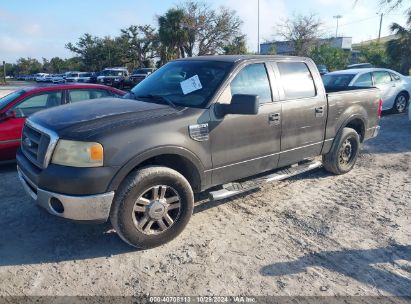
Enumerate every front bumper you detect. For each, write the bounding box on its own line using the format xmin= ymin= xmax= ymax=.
xmin=18 ymin=166 xmax=114 ymax=222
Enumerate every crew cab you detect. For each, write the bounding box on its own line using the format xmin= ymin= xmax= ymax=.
xmin=0 ymin=84 xmax=126 ymax=162
xmin=17 ymin=56 xmax=381 ymax=249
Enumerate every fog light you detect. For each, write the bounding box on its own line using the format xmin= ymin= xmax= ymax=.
xmin=50 ymin=198 xmax=64 ymax=214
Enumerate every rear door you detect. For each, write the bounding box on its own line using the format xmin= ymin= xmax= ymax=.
xmin=272 ymin=60 xmax=327 ymax=167
xmin=209 ymin=62 xmax=282 ymax=185
xmin=372 ymin=70 xmax=397 ymax=110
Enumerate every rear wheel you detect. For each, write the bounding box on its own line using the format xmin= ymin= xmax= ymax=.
xmin=393 ymin=93 xmax=408 ymax=113
xmin=110 ymin=166 xmax=194 ymax=249
xmin=323 ymin=127 xmax=360 ymax=175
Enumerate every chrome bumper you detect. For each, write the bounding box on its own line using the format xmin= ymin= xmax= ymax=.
xmin=17 ymin=167 xmax=114 ymax=222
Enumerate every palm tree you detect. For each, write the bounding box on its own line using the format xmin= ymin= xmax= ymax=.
xmin=158 ymin=9 xmax=188 ymax=64
xmin=387 ymin=11 xmax=411 ymax=75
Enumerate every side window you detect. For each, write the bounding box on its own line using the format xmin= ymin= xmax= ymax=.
xmin=90 ymin=89 xmax=111 ymax=99
xmin=277 ymin=62 xmax=316 ymax=100
xmin=354 ymin=73 xmax=373 ymax=87
xmin=12 ymin=91 xmax=62 ymax=118
xmin=373 ymin=71 xmax=392 ymax=84
xmin=230 ymin=64 xmax=272 ymax=104
xmin=390 ymin=73 xmax=400 ymax=81
xmin=69 ymin=90 xmax=91 ymax=103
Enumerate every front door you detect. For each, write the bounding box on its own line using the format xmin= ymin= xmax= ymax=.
xmin=272 ymin=61 xmax=327 ymax=167
xmin=209 ymin=63 xmax=282 ymax=185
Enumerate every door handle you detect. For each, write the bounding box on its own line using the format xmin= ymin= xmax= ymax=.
xmin=315 ymin=106 xmax=325 ymax=117
xmin=268 ymin=113 xmax=281 ymax=125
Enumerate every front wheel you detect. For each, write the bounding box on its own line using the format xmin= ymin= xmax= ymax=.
xmin=110 ymin=166 xmax=194 ymax=249
xmin=323 ymin=127 xmax=360 ymax=175
xmin=393 ymin=93 xmax=408 ymax=113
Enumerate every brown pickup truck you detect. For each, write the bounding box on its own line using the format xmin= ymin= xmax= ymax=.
xmin=17 ymin=55 xmax=382 ymax=249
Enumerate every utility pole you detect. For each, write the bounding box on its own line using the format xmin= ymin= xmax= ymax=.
xmin=378 ymin=13 xmax=384 ymax=41
xmin=333 ymin=15 xmax=343 ymax=38
xmin=257 ymin=0 xmax=260 ymax=54
xmin=2 ymin=61 xmax=5 ymax=83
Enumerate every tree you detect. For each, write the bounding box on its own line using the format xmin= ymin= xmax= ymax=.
xmin=386 ymin=11 xmax=411 ymax=74
xmin=157 ymin=0 xmax=244 ymax=64
xmin=14 ymin=57 xmax=42 ymax=75
xmin=276 ymin=14 xmax=322 ymax=56
xmin=224 ymin=35 xmax=248 ymax=55
xmin=310 ymin=44 xmax=350 ymax=71
xmin=179 ymin=1 xmax=243 ymax=56
xmin=356 ymin=42 xmax=390 ymax=68
xmin=120 ymin=25 xmax=158 ymax=68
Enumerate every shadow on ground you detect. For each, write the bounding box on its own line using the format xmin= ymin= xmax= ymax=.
xmin=261 ymin=245 xmax=411 ymax=296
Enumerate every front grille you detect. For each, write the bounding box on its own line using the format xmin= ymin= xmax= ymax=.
xmin=21 ymin=124 xmax=51 ymax=169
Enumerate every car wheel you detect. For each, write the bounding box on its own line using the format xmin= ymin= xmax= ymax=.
xmin=393 ymin=93 xmax=408 ymax=113
xmin=110 ymin=166 xmax=194 ymax=249
xmin=323 ymin=127 xmax=360 ymax=175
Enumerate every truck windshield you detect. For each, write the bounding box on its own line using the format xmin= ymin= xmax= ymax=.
xmin=103 ymin=70 xmax=124 ymax=76
xmin=0 ymin=90 xmax=25 ymax=111
xmin=129 ymin=60 xmax=233 ymax=108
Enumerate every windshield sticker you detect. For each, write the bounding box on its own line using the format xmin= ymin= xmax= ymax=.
xmin=180 ymin=75 xmax=203 ymax=95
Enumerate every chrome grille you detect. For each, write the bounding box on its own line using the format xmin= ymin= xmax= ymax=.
xmin=21 ymin=121 xmax=59 ymax=169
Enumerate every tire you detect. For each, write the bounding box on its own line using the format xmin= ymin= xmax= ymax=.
xmin=393 ymin=92 xmax=408 ymax=113
xmin=110 ymin=166 xmax=194 ymax=249
xmin=322 ymin=127 xmax=360 ymax=175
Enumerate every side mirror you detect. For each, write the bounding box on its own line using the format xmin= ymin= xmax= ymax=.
xmin=215 ymin=94 xmax=259 ymax=117
xmin=0 ymin=110 xmax=16 ymax=122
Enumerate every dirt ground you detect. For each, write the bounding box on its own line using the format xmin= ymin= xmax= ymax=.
xmin=0 ymin=112 xmax=410 ymax=297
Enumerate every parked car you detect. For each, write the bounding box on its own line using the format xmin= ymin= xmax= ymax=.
xmin=89 ymin=72 xmax=101 ymax=84
xmin=16 ymin=55 xmax=381 ymax=249
xmin=35 ymin=73 xmax=50 ymax=82
xmin=346 ymin=63 xmax=373 ymax=69
xmin=65 ymin=72 xmax=82 ymax=83
xmin=66 ymin=72 xmax=93 ymax=83
xmin=0 ymin=84 xmax=126 ymax=162
xmin=130 ymin=68 xmax=156 ymax=85
xmin=51 ymin=74 xmax=66 ymax=84
xmin=316 ymin=64 xmax=329 ymax=75
xmin=97 ymin=67 xmax=130 ymax=88
xmin=323 ymin=68 xmax=411 ymax=113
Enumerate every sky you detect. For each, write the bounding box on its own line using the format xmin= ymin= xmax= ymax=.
xmin=0 ymin=0 xmax=409 ymax=63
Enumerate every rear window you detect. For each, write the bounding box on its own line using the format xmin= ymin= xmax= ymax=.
xmin=277 ymin=62 xmax=316 ymax=99
xmin=322 ymin=74 xmax=356 ymax=88
xmin=0 ymin=90 xmax=25 ymax=111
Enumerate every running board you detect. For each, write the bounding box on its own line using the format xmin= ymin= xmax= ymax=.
xmin=209 ymin=160 xmax=322 ymax=201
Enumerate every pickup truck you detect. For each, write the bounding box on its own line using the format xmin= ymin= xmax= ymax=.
xmin=17 ymin=55 xmax=382 ymax=249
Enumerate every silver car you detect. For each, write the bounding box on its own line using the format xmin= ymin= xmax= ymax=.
xmin=323 ymin=68 xmax=411 ymax=113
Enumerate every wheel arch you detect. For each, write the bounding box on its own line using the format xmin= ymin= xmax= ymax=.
xmin=108 ymin=146 xmax=205 ymax=193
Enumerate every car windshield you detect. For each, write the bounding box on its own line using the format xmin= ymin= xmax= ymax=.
xmin=0 ymin=90 xmax=25 ymax=111
xmin=128 ymin=60 xmax=233 ymax=108
xmin=322 ymin=74 xmax=356 ymax=88
xmin=103 ymin=70 xmax=124 ymax=76
xmin=69 ymin=73 xmax=80 ymax=77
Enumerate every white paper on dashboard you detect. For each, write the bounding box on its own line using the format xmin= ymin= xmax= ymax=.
xmin=180 ymin=75 xmax=203 ymax=95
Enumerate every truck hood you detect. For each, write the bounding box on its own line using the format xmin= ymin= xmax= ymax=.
xmin=29 ymin=98 xmax=182 ymax=139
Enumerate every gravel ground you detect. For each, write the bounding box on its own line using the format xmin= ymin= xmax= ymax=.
xmin=0 ymin=113 xmax=410 ymax=297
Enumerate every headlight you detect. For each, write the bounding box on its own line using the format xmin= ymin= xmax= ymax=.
xmin=51 ymin=140 xmax=104 ymax=167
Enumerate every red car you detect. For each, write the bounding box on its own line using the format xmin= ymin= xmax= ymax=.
xmin=0 ymin=84 xmax=126 ymax=162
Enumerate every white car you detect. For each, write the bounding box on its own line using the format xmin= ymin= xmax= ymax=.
xmin=323 ymin=68 xmax=411 ymax=113
xmin=51 ymin=74 xmax=66 ymax=83
xmin=35 ymin=73 xmax=50 ymax=82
